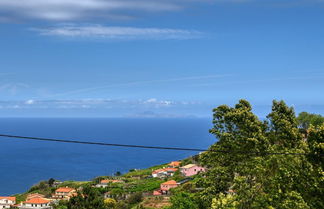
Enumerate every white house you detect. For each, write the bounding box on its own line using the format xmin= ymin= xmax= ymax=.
xmin=19 ymin=198 xmax=52 ymax=209
xmin=53 ymin=187 xmax=76 ymax=200
xmin=152 ymin=168 xmax=178 ymax=178
xmin=0 ymin=196 xmax=16 ymax=208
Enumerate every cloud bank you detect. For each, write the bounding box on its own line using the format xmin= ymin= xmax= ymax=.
xmin=0 ymin=0 xmax=318 ymax=23
xmin=32 ymin=24 xmax=203 ymax=40
xmin=0 ymin=98 xmax=200 ymax=110
xmin=0 ymin=98 xmax=207 ymax=118
xmin=0 ymin=0 xmax=196 ymax=21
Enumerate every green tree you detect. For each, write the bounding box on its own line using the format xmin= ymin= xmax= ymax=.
xmin=168 ymin=192 xmax=199 ymax=209
xmin=196 ymin=100 xmax=321 ymax=209
xmin=198 ymin=99 xmax=268 ymax=208
xmin=48 ymin=178 xmax=56 ymax=187
xmin=297 ymin=112 xmax=324 ymax=130
xmin=104 ymin=198 xmax=117 ymax=208
xmin=126 ymin=192 xmax=143 ymax=204
xmin=63 ymin=186 xmax=108 ymax=209
xmin=211 ymin=193 xmax=238 ymax=209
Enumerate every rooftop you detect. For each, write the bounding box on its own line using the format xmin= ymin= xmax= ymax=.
xmin=56 ymin=187 xmax=75 ymax=193
xmin=168 ymin=161 xmax=181 ymax=167
xmin=23 ymin=198 xmax=50 ymax=204
xmin=152 ymin=168 xmax=166 ymax=174
xmin=180 ymin=164 xmax=198 ymax=169
xmin=0 ymin=196 xmax=16 ymax=201
xmin=161 ymin=180 xmax=177 ymax=185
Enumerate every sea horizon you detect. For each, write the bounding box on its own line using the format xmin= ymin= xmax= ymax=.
xmin=0 ymin=117 xmax=214 ymax=195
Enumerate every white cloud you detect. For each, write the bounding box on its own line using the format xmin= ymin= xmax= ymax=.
xmin=143 ymin=98 xmax=173 ymax=107
xmin=0 ymin=98 xmax=197 ymax=109
xmin=145 ymin=98 xmax=158 ymax=103
xmin=0 ymin=0 xmax=314 ymax=22
xmin=32 ymin=24 xmax=203 ymax=40
xmin=0 ymin=0 xmax=183 ymax=21
xmin=25 ymin=99 xmax=35 ymax=105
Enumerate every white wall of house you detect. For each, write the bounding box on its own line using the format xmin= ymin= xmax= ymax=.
xmin=19 ymin=203 xmax=52 ymax=209
xmin=0 ymin=199 xmax=15 ymax=208
xmin=95 ymin=183 xmax=108 ymax=188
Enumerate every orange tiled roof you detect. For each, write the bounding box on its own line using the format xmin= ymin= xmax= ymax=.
xmin=101 ymin=179 xmax=123 ymax=184
xmin=0 ymin=196 xmax=16 ymax=201
xmin=100 ymin=179 xmax=110 ymax=184
xmin=168 ymin=161 xmax=181 ymax=167
xmin=56 ymin=187 xmax=75 ymax=193
xmin=27 ymin=193 xmax=45 ymax=198
xmin=164 ymin=168 xmax=178 ymax=172
xmin=152 ymin=168 xmax=166 ymax=174
xmin=161 ymin=180 xmax=177 ymax=185
xmin=112 ymin=180 xmax=123 ymax=183
xmin=24 ymin=198 xmax=50 ymax=204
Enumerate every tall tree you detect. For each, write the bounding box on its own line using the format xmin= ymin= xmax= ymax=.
xmin=196 ymin=100 xmax=321 ymax=209
xmin=297 ymin=112 xmax=324 ymax=130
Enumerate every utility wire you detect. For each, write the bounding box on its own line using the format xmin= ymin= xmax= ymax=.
xmin=0 ymin=134 xmax=321 ymax=156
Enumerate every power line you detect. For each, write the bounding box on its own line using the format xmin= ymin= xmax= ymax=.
xmin=0 ymin=134 xmax=321 ymax=156
xmin=0 ymin=134 xmax=206 ymax=152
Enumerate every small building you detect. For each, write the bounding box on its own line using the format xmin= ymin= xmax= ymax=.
xmin=164 ymin=167 xmax=178 ymax=174
xmin=96 ymin=179 xmax=124 ymax=188
xmin=180 ymin=164 xmax=205 ymax=177
xmin=52 ymin=181 xmax=63 ymax=187
xmin=153 ymin=190 xmax=163 ymax=196
xmin=0 ymin=196 xmax=16 ymax=208
xmin=168 ymin=161 xmax=181 ymax=168
xmin=152 ymin=168 xmax=178 ymax=178
xmin=26 ymin=193 xmax=45 ymax=201
xmin=160 ymin=180 xmax=178 ymax=194
xmin=152 ymin=169 xmax=167 ymax=178
xmin=53 ymin=187 xmax=76 ymax=200
xmin=153 ymin=180 xmax=179 ymax=196
xmin=19 ymin=198 xmax=52 ymax=209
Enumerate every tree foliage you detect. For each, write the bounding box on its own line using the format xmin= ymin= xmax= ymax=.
xmin=297 ymin=112 xmax=324 ymax=130
xmin=57 ymin=186 xmax=109 ymax=209
xmin=168 ymin=192 xmax=199 ymax=209
xmin=191 ymin=100 xmax=324 ymax=209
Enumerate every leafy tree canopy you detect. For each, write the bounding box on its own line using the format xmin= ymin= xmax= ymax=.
xmin=191 ymin=100 xmax=324 ymax=209
xmin=297 ymin=111 xmax=324 ymax=130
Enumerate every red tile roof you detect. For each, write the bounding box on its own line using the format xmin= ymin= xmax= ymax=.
xmin=168 ymin=161 xmax=181 ymax=167
xmin=100 ymin=179 xmax=110 ymax=184
xmin=101 ymin=179 xmax=123 ymax=184
xmin=0 ymin=196 xmax=16 ymax=202
xmin=161 ymin=180 xmax=177 ymax=185
xmin=152 ymin=168 xmax=166 ymax=174
xmin=152 ymin=167 xmax=178 ymax=175
xmin=164 ymin=168 xmax=178 ymax=172
xmin=24 ymin=198 xmax=50 ymax=204
xmin=27 ymin=193 xmax=45 ymax=200
xmin=56 ymin=187 xmax=75 ymax=193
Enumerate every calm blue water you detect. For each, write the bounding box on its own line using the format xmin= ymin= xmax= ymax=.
xmin=0 ymin=118 xmax=215 ymax=195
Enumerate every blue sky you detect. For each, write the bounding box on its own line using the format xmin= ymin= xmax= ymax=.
xmin=0 ymin=0 xmax=324 ymax=118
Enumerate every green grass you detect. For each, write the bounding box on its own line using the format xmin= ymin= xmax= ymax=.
xmin=59 ymin=181 xmax=90 ymax=188
xmin=127 ymin=178 xmax=164 ymax=193
xmin=123 ymin=164 xmax=167 ymax=178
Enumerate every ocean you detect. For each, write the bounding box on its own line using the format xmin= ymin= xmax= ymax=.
xmin=0 ymin=118 xmax=215 ymax=195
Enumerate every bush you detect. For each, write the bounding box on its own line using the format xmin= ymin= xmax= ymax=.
xmin=127 ymin=192 xmax=143 ymax=204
